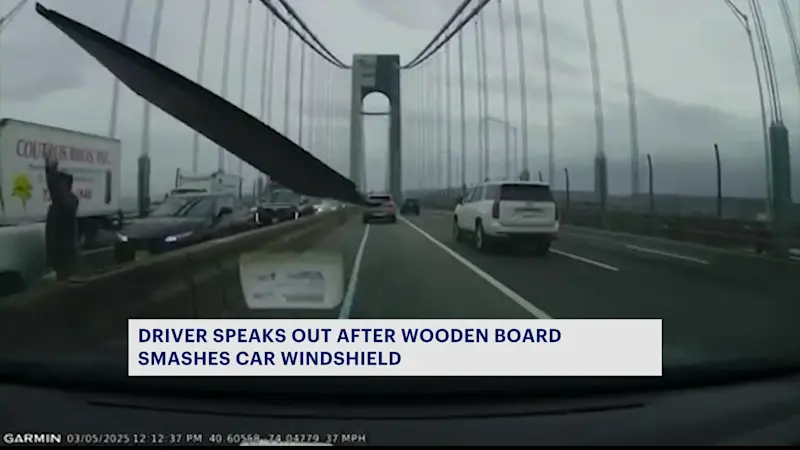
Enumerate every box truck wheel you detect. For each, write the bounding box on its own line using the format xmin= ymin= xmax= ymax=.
xmin=78 ymin=218 xmax=101 ymax=249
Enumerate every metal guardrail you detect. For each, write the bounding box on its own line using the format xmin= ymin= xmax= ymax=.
xmin=558 ymin=207 xmax=800 ymax=254
xmin=417 ymin=196 xmax=800 ymax=256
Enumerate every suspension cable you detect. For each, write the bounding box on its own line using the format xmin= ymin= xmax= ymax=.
xmin=275 ymin=0 xmax=350 ymax=68
xmin=404 ymin=0 xmax=491 ymax=70
xmin=403 ymin=0 xmax=475 ymax=69
xmin=256 ymin=0 xmax=347 ymax=69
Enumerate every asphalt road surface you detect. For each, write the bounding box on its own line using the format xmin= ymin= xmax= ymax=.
xmin=223 ymin=210 xmax=800 ymax=366
xmin=31 ymin=209 xmax=798 ymax=365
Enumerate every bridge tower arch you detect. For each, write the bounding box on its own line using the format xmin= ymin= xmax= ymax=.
xmin=349 ymin=54 xmax=402 ymax=200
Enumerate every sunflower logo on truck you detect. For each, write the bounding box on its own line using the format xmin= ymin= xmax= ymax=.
xmin=11 ymin=173 xmax=32 ymax=210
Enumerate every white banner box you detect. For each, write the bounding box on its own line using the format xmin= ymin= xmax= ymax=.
xmin=129 ymin=319 xmax=662 ymax=377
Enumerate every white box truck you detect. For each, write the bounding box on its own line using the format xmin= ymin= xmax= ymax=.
xmin=170 ymin=170 xmax=241 ymax=197
xmin=0 ymin=118 xmax=122 ymax=245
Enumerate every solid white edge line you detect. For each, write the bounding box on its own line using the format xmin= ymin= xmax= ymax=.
xmin=399 ymin=216 xmax=553 ymax=320
xmin=550 ymin=249 xmax=621 ymax=272
xmin=625 ymin=244 xmax=710 ymax=265
xmin=338 ymin=223 xmax=370 ymax=319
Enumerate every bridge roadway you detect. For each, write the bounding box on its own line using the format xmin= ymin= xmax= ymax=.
xmin=4 ymin=210 xmax=800 ymax=365
xmin=61 ymin=209 xmax=793 ymax=365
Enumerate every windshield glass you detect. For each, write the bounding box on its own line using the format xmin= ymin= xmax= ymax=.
xmin=369 ymin=195 xmax=392 ymax=203
xmin=4 ymin=0 xmax=800 ymax=389
xmin=182 ymin=197 xmax=217 ymax=218
xmin=150 ymin=196 xmax=196 ymax=218
xmin=500 ymin=184 xmax=554 ymax=202
xmin=268 ymin=190 xmax=299 ymax=204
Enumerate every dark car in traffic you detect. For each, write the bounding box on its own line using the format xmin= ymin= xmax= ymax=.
xmin=113 ymin=193 xmax=246 ymax=263
xmin=252 ymin=201 xmax=301 ymax=226
xmin=400 ymin=198 xmax=421 ymax=216
xmin=251 ymin=193 xmax=315 ymax=227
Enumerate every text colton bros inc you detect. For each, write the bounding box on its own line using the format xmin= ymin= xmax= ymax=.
xmin=129 ymin=319 xmax=663 ymax=377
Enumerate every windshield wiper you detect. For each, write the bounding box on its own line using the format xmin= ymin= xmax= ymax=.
xmin=35 ymin=3 xmax=370 ymax=206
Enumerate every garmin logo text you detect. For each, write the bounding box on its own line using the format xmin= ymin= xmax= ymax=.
xmin=3 ymin=433 xmax=62 ymax=445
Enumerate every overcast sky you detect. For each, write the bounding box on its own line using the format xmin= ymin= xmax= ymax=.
xmin=0 ymin=0 xmax=798 ymax=199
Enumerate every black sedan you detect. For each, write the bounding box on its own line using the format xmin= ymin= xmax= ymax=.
xmin=114 ymin=194 xmax=240 ymax=263
xmin=252 ymin=202 xmax=301 ymax=226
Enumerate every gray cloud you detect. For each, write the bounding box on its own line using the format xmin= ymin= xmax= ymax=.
xmin=479 ymin=44 xmax=584 ymax=79
xmin=0 ymin=46 xmax=86 ymax=101
xmin=428 ymin=68 xmax=592 ymax=104
xmin=480 ymin=3 xmax=587 ymax=51
xmin=0 ymin=0 xmax=168 ymax=101
xmin=355 ymin=0 xmax=465 ymax=31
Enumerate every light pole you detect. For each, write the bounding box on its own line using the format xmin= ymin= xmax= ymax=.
xmin=258 ymin=10 xmax=274 ymax=193
xmin=325 ymin=66 xmax=334 ymax=167
xmin=615 ymin=0 xmax=640 ymax=196
xmin=473 ymin=20 xmax=484 ymax=182
xmin=723 ymin=0 xmax=772 ymax=218
xmin=445 ymin=41 xmax=453 ymax=192
xmin=138 ymin=0 xmax=165 ymax=218
xmin=512 ymin=0 xmax=530 ymax=177
xmin=282 ymin=21 xmax=294 ymax=139
xmin=109 ymin=0 xmax=133 ymax=139
xmin=218 ymin=0 xmax=236 ymax=172
xmin=238 ymin=0 xmax=254 ymax=186
xmin=265 ymin=14 xmax=278 ymax=124
xmin=714 ymin=143 xmax=722 ymax=218
xmin=298 ymin=44 xmax=306 ymax=145
xmin=778 ymin=0 xmax=800 ymax=101
xmin=497 ymin=0 xmax=511 ymax=180
xmin=458 ymin=30 xmax=467 ymax=193
xmin=435 ymin=53 xmax=443 ymax=189
xmin=512 ymin=127 xmax=518 ymax=176
xmin=307 ymin=50 xmax=316 ymax=151
xmin=478 ymin=12 xmax=490 ymax=180
xmin=583 ymin=0 xmax=607 ymax=211
xmin=190 ymin=0 xmax=212 ymax=173
xmin=539 ymin=0 xmax=555 ymax=186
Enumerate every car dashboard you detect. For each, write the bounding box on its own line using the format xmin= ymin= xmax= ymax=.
xmin=2 ymin=366 xmax=800 ymax=446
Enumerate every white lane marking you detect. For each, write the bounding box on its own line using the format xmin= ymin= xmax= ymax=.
xmin=338 ymin=224 xmax=370 ymax=319
xmin=625 ymin=244 xmax=710 ymax=265
xmin=421 ymin=213 xmax=619 ymax=272
xmin=399 ymin=216 xmax=553 ymax=319
xmin=551 ymin=249 xmax=621 ymax=272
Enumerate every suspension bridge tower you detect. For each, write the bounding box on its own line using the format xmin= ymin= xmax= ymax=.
xmin=349 ymin=54 xmax=402 ymax=200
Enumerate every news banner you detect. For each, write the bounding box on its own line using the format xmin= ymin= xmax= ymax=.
xmin=2 ymin=319 xmax=661 ymax=446
xmin=128 ymin=319 xmax=661 ymax=377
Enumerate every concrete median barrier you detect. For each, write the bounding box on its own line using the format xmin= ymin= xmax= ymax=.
xmin=0 ymin=209 xmax=351 ymax=356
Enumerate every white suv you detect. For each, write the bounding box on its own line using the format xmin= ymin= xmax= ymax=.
xmin=452 ymin=181 xmax=559 ymax=255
